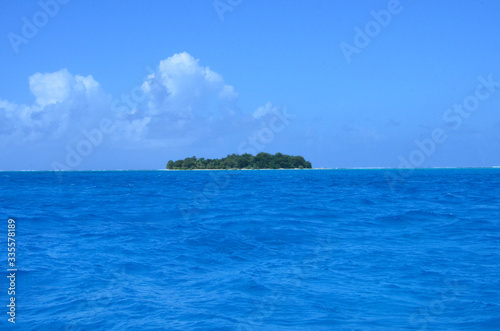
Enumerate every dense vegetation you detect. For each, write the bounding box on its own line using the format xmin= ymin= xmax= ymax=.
xmin=166 ymin=153 xmax=312 ymax=170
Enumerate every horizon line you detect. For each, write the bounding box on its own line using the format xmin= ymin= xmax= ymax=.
xmin=1 ymin=166 xmax=500 ymax=172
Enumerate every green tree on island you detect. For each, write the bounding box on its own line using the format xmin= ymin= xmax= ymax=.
xmin=166 ymin=153 xmax=312 ymax=170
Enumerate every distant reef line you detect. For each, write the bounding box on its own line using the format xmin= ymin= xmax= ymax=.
xmin=166 ymin=153 xmax=312 ymax=170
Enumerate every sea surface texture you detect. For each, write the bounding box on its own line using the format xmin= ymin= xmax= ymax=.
xmin=1 ymin=169 xmax=499 ymax=330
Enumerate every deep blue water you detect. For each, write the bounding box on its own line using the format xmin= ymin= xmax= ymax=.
xmin=1 ymin=169 xmax=499 ymax=330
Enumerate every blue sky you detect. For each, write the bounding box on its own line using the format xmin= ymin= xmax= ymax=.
xmin=1 ymin=0 xmax=499 ymax=170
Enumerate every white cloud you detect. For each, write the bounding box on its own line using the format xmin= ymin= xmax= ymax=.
xmin=139 ymin=52 xmax=238 ymax=118
xmin=29 ymin=69 xmax=104 ymax=109
xmin=117 ymin=52 xmax=241 ymax=142
xmin=0 ymin=53 xmax=294 ymax=170
xmin=0 ymin=53 xmax=260 ymax=152
xmin=0 ymin=69 xmax=109 ymax=142
xmin=219 ymin=84 xmax=238 ymax=100
xmin=0 ymin=99 xmax=18 ymax=136
xmin=253 ymin=102 xmax=277 ymax=119
xmin=29 ymin=69 xmax=73 ymax=107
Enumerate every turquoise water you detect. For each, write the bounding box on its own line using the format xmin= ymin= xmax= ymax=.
xmin=1 ymin=169 xmax=499 ymax=330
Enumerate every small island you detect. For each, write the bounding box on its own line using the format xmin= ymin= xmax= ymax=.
xmin=166 ymin=153 xmax=312 ymax=170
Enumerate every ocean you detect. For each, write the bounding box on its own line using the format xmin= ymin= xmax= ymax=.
xmin=1 ymin=169 xmax=499 ymax=330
